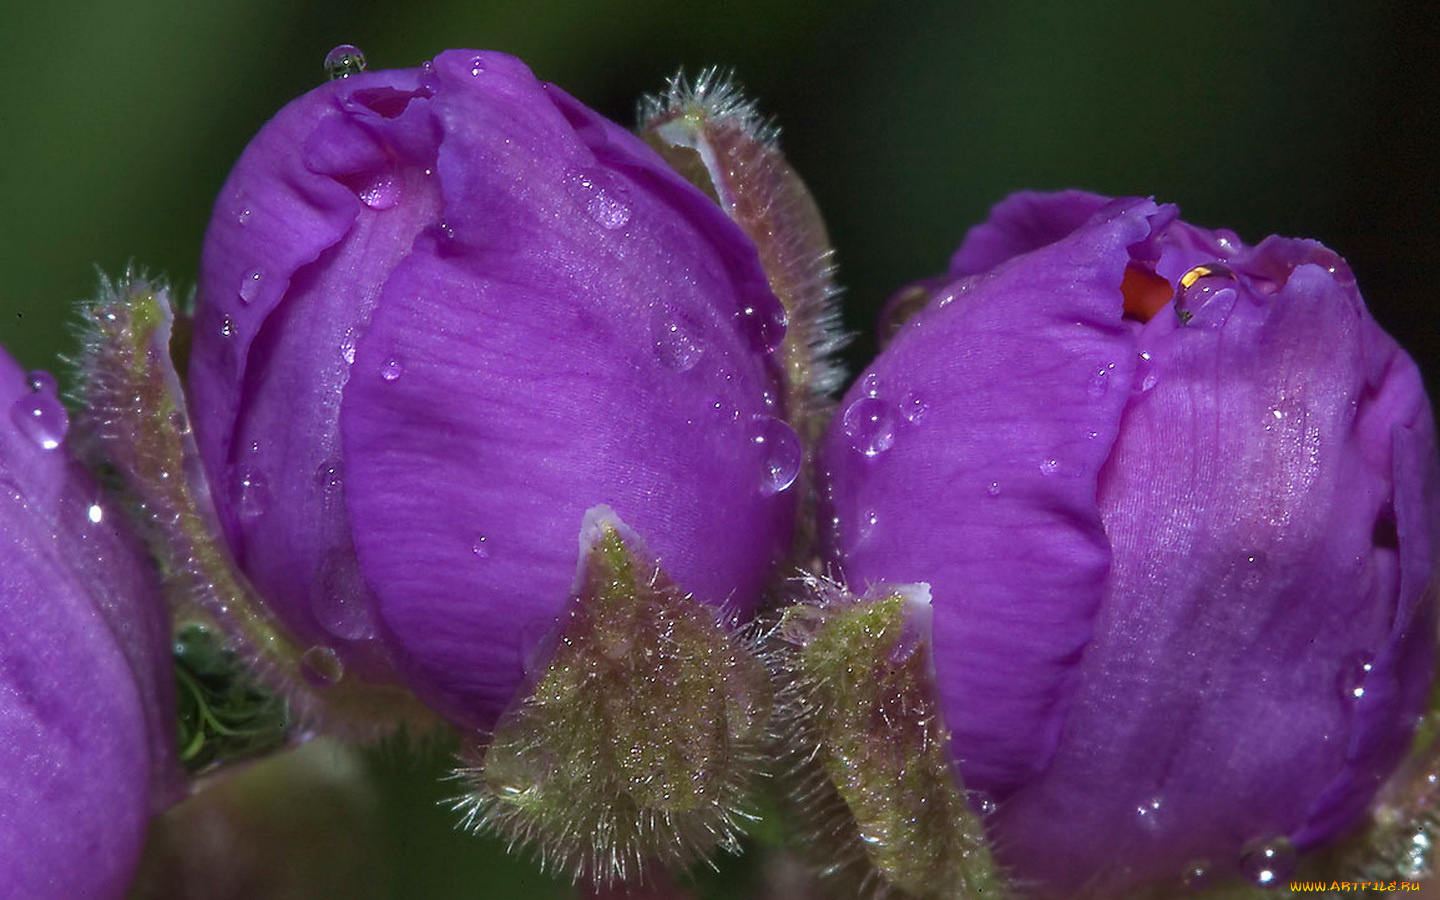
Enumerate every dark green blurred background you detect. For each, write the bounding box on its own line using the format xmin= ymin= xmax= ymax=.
xmin=5 ymin=2 xmax=1437 ymax=897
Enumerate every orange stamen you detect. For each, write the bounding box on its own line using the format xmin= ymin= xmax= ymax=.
xmin=1121 ymin=265 xmax=1173 ymax=323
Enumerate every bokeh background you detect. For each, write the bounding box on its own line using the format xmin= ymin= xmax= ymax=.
xmin=4 ymin=2 xmax=1438 ymax=897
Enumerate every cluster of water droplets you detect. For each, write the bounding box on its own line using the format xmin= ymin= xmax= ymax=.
xmin=650 ymin=311 xmax=704 ymax=373
xmin=566 ymin=168 xmax=633 ymax=231
xmin=1337 ymin=651 xmax=1376 ymax=702
xmin=10 ymin=370 xmax=68 ymax=452
xmin=840 ymin=374 xmax=929 ymax=460
xmin=1236 ymin=836 xmax=1297 ymax=888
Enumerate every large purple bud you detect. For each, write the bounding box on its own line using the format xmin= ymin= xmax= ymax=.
xmin=189 ymin=49 xmax=796 ymax=733
xmin=0 ymin=349 xmax=179 ymax=899
xmin=821 ymin=190 xmax=1440 ymax=895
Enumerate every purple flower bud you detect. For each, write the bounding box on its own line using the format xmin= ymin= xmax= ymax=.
xmin=822 ymin=190 xmax=1440 ymax=895
xmin=189 ymin=49 xmax=794 ymax=732
xmin=0 ymin=350 xmax=179 ymax=898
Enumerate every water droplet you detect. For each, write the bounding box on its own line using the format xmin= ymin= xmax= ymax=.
xmin=1135 ymin=796 xmax=1163 ymax=829
xmin=842 ymin=396 xmax=898 ymax=457
xmin=324 ymin=45 xmax=366 ymax=80
xmin=339 ymin=329 xmax=358 ymax=366
xmin=900 ymin=391 xmax=928 ymax=423
xmin=566 ymin=168 xmax=632 ymax=229
xmin=357 ymin=173 xmax=400 ymax=209
xmin=987 ymin=481 xmax=1002 ymax=497
xmin=468 ymin=54 xmax=486 ymax=76
xmin=737 ymin=301 xmax=787 ymax=355
xmin=314 ymin=460 xmax=343 ymax=492
xmin=1040 ymin=457 xmax=1060 ymax=476
xmin=310 ymin=550 xmax=376 ymax=641
xmin=220 ymin=315 xmax=236 ymax=338
xmin=235 ymin=468 xmax=269 ymax=518
xmin=237 ymin=206 xmax=253 ymax=226
xmin=9 ymin=393 xmax=68 ymax=451
xmin=650 ymin=312 xmax=703 ymax=372
xmin=858 ymin=507 xmax=880 ymax=542
xmin=238 ymin=268 xmax=263 ymax=304
xmin=300 ymin=645 xmax=345 ymax=687
xmin=749 ymin=416 xmax=802 ymax=496
xmin=1088 ymin=362 xmax=1116 ymax=398
xmin=86 ymin=503 xmax=104 ymax=524
xmin=25 ymin=371 xmax=56 ymax=394
xmin=379 ymin=356 xmax=405 ymax=382
xmin=861 ymin=372 xmax=882 ymax=397
xmin=1134 ymin=351 xmax=1158 ymax=393
xmin=1239 ymin=551 xmax=1267 ymax=589
xmin=1181 ymin=860 xmax=1214 ymax=890
xmin=1338 ymin=652 xmax=1375 ymax=701
xmin=1238 ymin=836 xmax=1296 ymax=888
xmin=1177 ymin=263 xmax=1238 ymax=322
xmin=471 ymin=534 xmax=491 ymax=559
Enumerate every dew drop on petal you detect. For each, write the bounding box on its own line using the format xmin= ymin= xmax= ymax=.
xmin=10 ymin=392 xmax=68 ymax=451
xmin=748 ymin=416 xmax=802 ymax=496
xmin=310 ymin=551 xmax=376 ymax=641
xmin=220 ymin=315 xmax=236 ymax=339
xmin=566 ymin=168 xmax=632 ymax=230
xmin=300 ymin=645 xmax=345 ymax=687
xmin=238 ymin=268 xmax=263 ymax=304
xmin=1238 ymin=836 xmax=1296 ymax=888
xmin=1181 ymin=860 xmax=1214 ymax=890
xmin=339 ymin=329 xmax=358 ymax=366
xmin=468 ymin=54 xmax=486 ymax=77
xmin=357 ymin=173 xmax=400 ymax=209
xmin=470 ymin=534 xmax=491 ymax=559
xmin=1088 ymin=362 xmax=1115 ymax=398
xmin=650 ymin=311 xmax=703 ymax=372
xmin=1040 ymin=457 xmax=1060 ymax=476
xmin=1134 ymin=351 xmax=1158 ymax=393
xmin=987 ymin=480 xmax=1002 ymax=497
xmin=737 ymin=301 xmax=787 ymax=355
xmin=842 ymin=396 xmax=898 ymax=457
xmin=25 ymin=371 xmax=56 ymax=395
xmin=314 ymin=460 xmax=343 ymax=493
xmin=861 ymin=372 xmax=882 ymax=397
xmin=324 ymin=45 xmax=366 ymax=80
xmin=379 ymin=355 xmax=405 ymax=382
xmin=1337 ymin=652 xmax=1375 ymax=701
xmin=235 ymin=468 xmax=270 ymax=519
xmin=900 ymin=391 xmax=928 ymax=423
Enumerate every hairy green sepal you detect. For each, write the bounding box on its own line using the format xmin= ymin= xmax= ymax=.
xmin=76 ymin=274 xmax=433 ymax=742
xmin=641 ymin=73 xmax=845 ymax=562
xmin=774 ymin=578 xmax=1007 ymax=899
xmin=455 ymin=511 xmax=772 ymax=884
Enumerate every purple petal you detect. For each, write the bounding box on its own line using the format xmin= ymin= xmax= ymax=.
xmin=824 ymin=198 xmax=1160 ymax=796
xmin=992 ymin=245 xmax=1439 ymax=892
xmin=0 ymin=351 xmax=176 ymax=898
xmin=335 ymin=51 xmax=790 ymax=729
